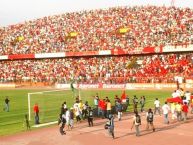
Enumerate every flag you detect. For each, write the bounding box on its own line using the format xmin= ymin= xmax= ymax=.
xmin=69 ymin=32 xmax=78 ymax=37
xmin=70 ymin=80 xmax=77 ymax=98
xmin=70 ymin=80 xmax=75 ymax=92
xmin=119 ymin=27 xmax=130 ymax=34
xmin=126 ymin=57 xmax=137 ymax=69
xmin=121 ymin=90 xmax=126 ymax=102
xmin=17 ymin=36 xmax=24 ymax=42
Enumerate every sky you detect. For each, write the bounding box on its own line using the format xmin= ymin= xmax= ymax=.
xmin=0 ymin=0 xmax=193 ymax=27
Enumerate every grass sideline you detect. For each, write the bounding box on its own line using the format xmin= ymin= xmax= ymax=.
xmin=0 ymin=89 xmax=172 ymax=136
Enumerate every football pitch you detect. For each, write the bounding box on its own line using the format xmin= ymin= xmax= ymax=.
xmin=0 ymin=89 xmax=172 ymax=136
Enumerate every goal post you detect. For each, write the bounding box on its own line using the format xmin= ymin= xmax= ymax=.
xmin=27 ymin=89 xmax=75 ymax=122
xmin=28 ymin=92 xmax=43 ymax=121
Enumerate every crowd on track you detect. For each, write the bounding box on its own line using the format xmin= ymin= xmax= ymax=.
xmin=53 ymin=89 xmax=193 ymax=137
xmin=0 ymin=6 xmax=193 ymax=55
xmin=0 ymin=53 xmax=192 ymax=83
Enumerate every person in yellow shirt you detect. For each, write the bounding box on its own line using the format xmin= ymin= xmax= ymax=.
xmin=78 ymin=100 xmax=83 ymax=118
xmin=175 ymin=102 xmax=182 ymax=121
xmin=171 ymin=103 xmax=176 ymax=120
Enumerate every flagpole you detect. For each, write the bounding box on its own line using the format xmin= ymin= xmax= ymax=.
xmin=124 ymin=55 xmax=126 ymax=91
xmin=121 ymin=55 xmax=127 ymax=102
xmin=176 ymin=79 xmax=180 ymax=90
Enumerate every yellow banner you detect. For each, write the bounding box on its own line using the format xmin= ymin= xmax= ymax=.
xmin=69 ymin=32 xmax=78 ymax=37
xmin=119 ymin=28 xmax=129 ymax=34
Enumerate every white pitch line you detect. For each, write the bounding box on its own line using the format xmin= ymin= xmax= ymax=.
xmin=32 ymin=121 xmax=58 ymax=128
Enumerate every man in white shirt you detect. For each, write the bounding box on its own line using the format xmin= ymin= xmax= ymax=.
xmin=162 ymin=102 xmax=170 ymax=124
xmin=172 ymin=90 xmax=179 ymax=98
xmin=65 ymin=108 xmax=71 ymax=130
xmin=176 ymin=89 xmax=181 ymax=97
xmin=154 ymin=98 xmax=161 ymax=115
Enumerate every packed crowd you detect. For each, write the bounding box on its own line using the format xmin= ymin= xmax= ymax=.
xmin=0 ymin=53 xmax=192 ymax=83
xmin=0 ymin=6 xmax=193 ymax=55
xmin=57 ymin=94 xmax=123 ymax=136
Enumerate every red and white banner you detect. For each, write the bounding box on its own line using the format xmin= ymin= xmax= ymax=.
xmin=126 ymin=83 xmax=155 ymax=89
xmin=66 ymin=51 xmax=99 ymax=57
xmin=55 ymin=83 xmax=193 ymax=90
xmin=8 ymin=54 xmax=35 ymax=60
xmin=0 ymin=55 xmax=8 ymax=60
xmin=55 ymin=83 xmax=99 ymax=89
xmin=0 ymin=44 xmax=192 ymax=61
xmin=186 ymin=78 xmax=193 ymax=83
xmin=0 ymin=83 xmax=17 ymax=88
xmin=185 ymin=83 xmax=193 ymax=89
xmin=103 ymin=84 xmax=125 ymax=89
xmin=111 ymin=48 xmax=143 ymax=55
xmin=55 ymin=84 xmax=72 ymax=89
xmin=78 ymin=84 xmax=100 ymax=89
xmin=162 ymin=44 xmax=193 ymax=52
xmin=142 ymin=46 xmax=163 ymax=53
xmin=99 ymin=50 xmax=111 ymax=55
xmin=154 ymin=84 xmax=178 ymax=89
xmin=35 ymin=52 xmax=65 ymax=58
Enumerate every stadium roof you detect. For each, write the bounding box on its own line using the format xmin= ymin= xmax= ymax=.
xmin=0 ymin=0 xmax=193 ymax=27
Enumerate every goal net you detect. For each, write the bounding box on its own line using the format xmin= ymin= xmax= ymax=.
xmin=28 ymin=89 xmax=75 ymax=123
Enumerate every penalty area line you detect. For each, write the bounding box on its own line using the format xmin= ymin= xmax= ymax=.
xmin=32 ymin=121 xmax=58 ymax=128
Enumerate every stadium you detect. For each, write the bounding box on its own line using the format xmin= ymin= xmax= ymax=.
xmin=0 ymin=0 xmax=193 ymax=145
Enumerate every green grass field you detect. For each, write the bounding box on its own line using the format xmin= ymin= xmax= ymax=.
xmin=0 ymin=89 xmax=172 ymax=136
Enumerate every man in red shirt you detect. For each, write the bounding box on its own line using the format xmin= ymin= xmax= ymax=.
xmin=182 ymin=102 xmax=188 ymax=121
xmin=33 ymin=103 xmax=40 ymax=124
xmin=101 ymin=99 xmax=107 ymax=119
